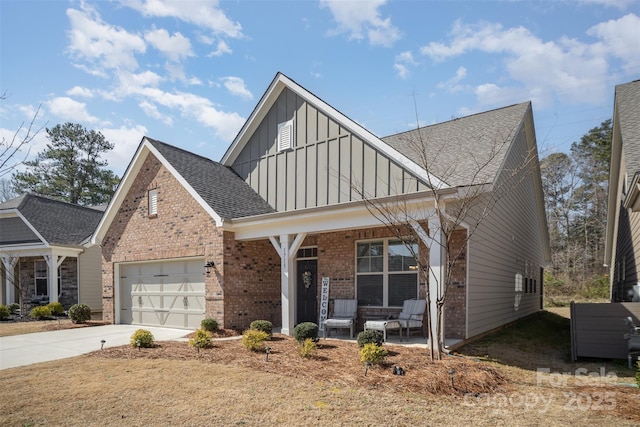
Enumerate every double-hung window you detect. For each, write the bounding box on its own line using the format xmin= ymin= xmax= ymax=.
xmin=35 ymin=260 xmax=48 ymax=296
xmin=356 ymin=239 xmax=418 ymax=307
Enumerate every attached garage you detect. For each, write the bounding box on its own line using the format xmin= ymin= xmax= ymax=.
xmin=119 ymin=258 xmax=205 ymax=329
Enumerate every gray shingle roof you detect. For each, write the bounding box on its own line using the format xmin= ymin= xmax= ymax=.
xmin=616 ymin=80 xmax=640 ymax=173
xmin=0 ymin=194 xmax=103 ymax=245
xmin=146 ymin=138 xmax=275 ymax=219
xmin=381 ymin=102 xmax=530 ymax=187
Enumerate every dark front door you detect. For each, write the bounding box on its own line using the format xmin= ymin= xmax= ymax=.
xmin=296 ymin=259 xmax=317 ymax=324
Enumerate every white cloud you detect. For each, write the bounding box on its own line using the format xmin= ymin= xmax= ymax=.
xmin=139 ymin=100 xmax=173 ymax=126
xmin=437 ymin=66 xmax=467 ymax=93
xmin=420 ymin=15 xmax=640 ymax=108
xmin=220 ymin=76 xmax=253 ymax=100
xmin=122 ymin=0 xmax=243 ymax=38
xmin=587 ymin=13 xmax=640 ymax=71
xmin=208 ymin=40 xmax=232 ymax=57
xmin=66 ymin=3 xmax=146 ymax=73
xmin=47 ymin=97 xmax=100 ymax=124
xmin=67 ymin=86 xmax=94 ymax=98
xmin=320 ymin=0 xmax=401 ymax=47
xmin=393 ymin=50 xmax=417 ymax=79
xmin=144 ymin=28 xmax=193 ymax=62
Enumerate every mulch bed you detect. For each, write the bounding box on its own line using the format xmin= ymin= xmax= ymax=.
xmin=91 ymin=333 xmax=508 ymax=396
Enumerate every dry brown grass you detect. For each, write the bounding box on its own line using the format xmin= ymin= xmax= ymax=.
xmin=1 ymin=332 xmax=639 ymax=426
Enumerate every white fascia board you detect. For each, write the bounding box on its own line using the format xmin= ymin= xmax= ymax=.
xmin=228 ymin=190 xmax=462 ymax=241
xmin=221 ymin=73 xmax=447 ymax=190
xmin=604 ymin=106 xmax=623 ymax=265
xmin=0 ymin=245 xmax=83 ymax=258
xmin=92 ymin=139 xmax=225 ymax=245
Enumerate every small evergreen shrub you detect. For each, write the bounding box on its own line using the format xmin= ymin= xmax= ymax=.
xmin=189 ymin=328 xmax=212 ymax=349
xmin=47 ymin=301 xmax=65 ymax=316
xmin=242 ymin=329 xmax=269 ymax=352
xmin=130 ymin=329 xmax=155 ymax=348
xmin=298 ymin=338 xmax=317 ymax=358
xmin=0 ymin=305 xmax=10 ymax=320
xmin=293 ymin=322 xmax=318 ymax=342
xmin=8 ymin=303 xmax=20 ymax=314
xmin=250 ymin=320 xmax=273 ymax=336
xmin=30 ymin=305 xmax=52 ymax=320
xmin=68 ymin=303 xmax=91 ymax=324
xmin=360 ymin=342 xmax=388 ymax=365
xmin=200 ymin=318 xmax=219 ymax=332
xmin=357 ymin=329 xmax=383 ymax=348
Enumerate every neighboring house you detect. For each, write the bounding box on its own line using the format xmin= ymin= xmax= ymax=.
xmin=93 ymin=73 xmax=550 ymax=343
xmin=605 ymin=79 xmax=640 ymax=302
xmin=0 ymin=194 xmax=104 ymax=312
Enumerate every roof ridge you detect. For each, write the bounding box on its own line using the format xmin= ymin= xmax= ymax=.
xmin=146 ymin=137 xmax=219 ymax=165
xmin=381 ymin=101 xmax=530 ymax=140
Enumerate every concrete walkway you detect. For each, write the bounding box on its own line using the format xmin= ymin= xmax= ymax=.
xmin=0 ymin=325 xmax=190 ymax=370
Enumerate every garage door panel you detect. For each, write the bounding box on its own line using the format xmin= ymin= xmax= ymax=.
xmin=119 ymin=259 xmax=205 ymax=329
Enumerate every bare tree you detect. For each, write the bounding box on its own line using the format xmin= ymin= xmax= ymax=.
xmin=348 ymin=108 xmax=539 ymax=360
xmin=0 ymin=92 xmax=45 ymax=179
xmin=1 ymin=255 xmax=28 ymax=316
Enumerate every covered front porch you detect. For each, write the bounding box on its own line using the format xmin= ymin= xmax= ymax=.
xmin=1 ymin=245 xmax=84 ymax=310
xmin=227 ymin=192 xmax=468 ymax=345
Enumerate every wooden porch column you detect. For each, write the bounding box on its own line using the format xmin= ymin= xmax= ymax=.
xmin=44 ymin=254 xmax=66 ymax=303
xmin=428 ymin=218 xmax=446 ymax=347
xmin=1 ymin=256 xmax=18 ymax=305
xmin=270 ymin=233 xmax=306 ymax=335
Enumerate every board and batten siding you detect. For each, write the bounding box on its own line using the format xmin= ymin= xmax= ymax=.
xmin=78 ymin=244 xmax=102 ymax=313
xmin=466 ymin=114 xmax=546 ymax=338
xmin=231 ymin=87 xmax=427 ymax=211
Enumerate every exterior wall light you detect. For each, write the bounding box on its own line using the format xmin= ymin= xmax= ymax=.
xmin=205 ymin=261 xmax=216 ymax=276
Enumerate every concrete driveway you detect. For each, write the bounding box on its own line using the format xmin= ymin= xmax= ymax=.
xmin=0 ymin=324 xmax=189 ymax=370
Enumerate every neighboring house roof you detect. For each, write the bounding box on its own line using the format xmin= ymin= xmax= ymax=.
xmin=382 ymin=102 xmax=530 ymax=187
xmin=146 ymin=138 xmax=275 ymax=219
xmin=0 ymin=194 xmax=103 ymax=246
xmin=605 ymin=80 xmax=640 ymax=265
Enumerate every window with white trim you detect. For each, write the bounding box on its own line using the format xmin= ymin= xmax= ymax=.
xmin=277 ymin=119 xmax=294 ymax=151
xmin=356 ymin=239 xmax=418 ymax=307
xmin=148 ymin=189 xmax=158 ymax=216
xmin=35 ymin=260 xmax=48 ymax=296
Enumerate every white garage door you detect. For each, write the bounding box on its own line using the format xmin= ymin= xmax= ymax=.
xmin=119 ymin=258 xmax=205 ymax=329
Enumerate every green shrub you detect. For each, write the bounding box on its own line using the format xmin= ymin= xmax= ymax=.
xmin=360 ymin=342 xmax=388 ymax=365
xmin=298 ymin=338 xmax=317 ymax=358
xmin=68 ymin=303 xmax=91 ymax=323
xmin=293 ymin=322 xmax=318 ymax=342
xmin=8 ymin=303 xmax=20 ymax=314
xmin=30 ymin=305 xmax=52 ymax=320
xmin=189 ymin=328 xmax=212 ymax=349
xmin=250 ymin=320 xmax=273 ymax=336
xmin=0 ymin=305 xmax=10 ymax=320
xmin=47 ymin=301 xmax=65 ymax=315
xmin=130 ymin=329 xmax=155 ymax=348
xmin=357 ymin=329 xmax=383 ymax=348
xmin=200 ymin=318 xmax=219 ymax=332
xmin=242 ymin=329 xmax=269 ymax=352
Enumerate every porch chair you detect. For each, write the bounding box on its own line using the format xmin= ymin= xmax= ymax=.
xmin=624 ymin=316 xmax=640 ymax=368
xmin=323 ymin=299 xmax=357 ymax=338
xmin=398 ymin=299 xmax=427 ymax=338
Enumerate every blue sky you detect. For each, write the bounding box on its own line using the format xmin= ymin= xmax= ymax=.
xmin=1 ymin=0 xmax=639 ymax=176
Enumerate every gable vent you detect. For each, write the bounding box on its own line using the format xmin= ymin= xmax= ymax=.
xmin=277 ymin=119 xmax=294 ymax=151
